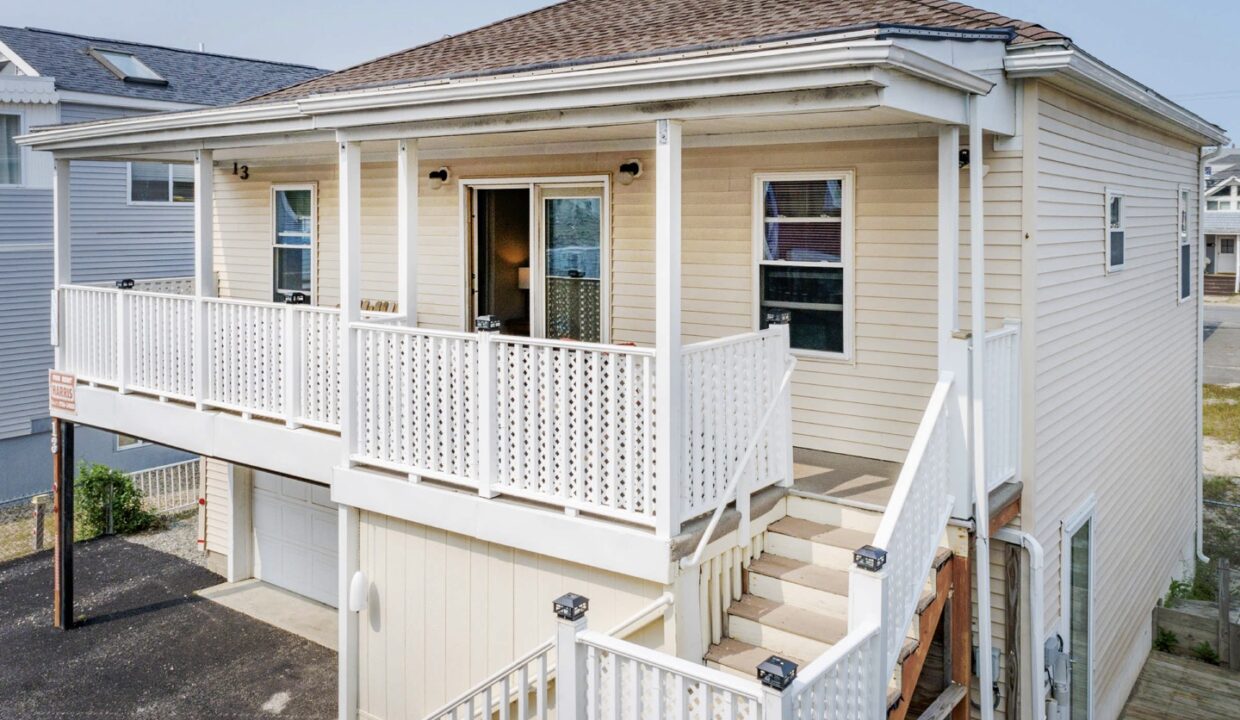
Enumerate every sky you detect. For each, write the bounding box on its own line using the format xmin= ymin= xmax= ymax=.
xmin=5 ymin=0 xmax=1238 ymax=142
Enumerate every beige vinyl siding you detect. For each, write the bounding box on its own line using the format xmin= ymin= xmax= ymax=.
xmin=211 ymin=138 xmax=1020 ymax=464
xmin=358 ymin=511 xmax=665 ymax=720
xmin=1033 ymin=82 xmax=1199 ymax=719
xmin=203 ymin=456 xmax=230 ymax=562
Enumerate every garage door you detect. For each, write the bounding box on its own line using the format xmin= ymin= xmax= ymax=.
xmin=252 ymin=472 xmax=338 ymax=607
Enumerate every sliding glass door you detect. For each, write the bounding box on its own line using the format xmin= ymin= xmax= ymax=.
xmin=538 ymin=186 xmax=604 ymax=342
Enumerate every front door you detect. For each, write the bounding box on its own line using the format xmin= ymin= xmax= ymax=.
xmin=1065 ymin=513 xmax=1093 ymax=720
xmin=1219 ymin=237 xmax=1238 ymax=274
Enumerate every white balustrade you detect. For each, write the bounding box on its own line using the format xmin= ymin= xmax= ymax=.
xmin=981 ymin=321 xmax=1020 ymax=490
xmin=125 ymin=291 xmax=196 ymax=401
xmin=129 ymin=459 xmax=201 ymax=514
xmin=203 ymin=298 xmax=287 ymax=418
xmin=58 ymin=285 xmax=119 ymax=384
xmin=681 ymin=328 xmax=792 ymax=523
xmin=294 ymin=306 xmax=341 ymax=429
xmin=785 ymin=621 xmax=884 ymax=720
xmin=427 ymin=638 xmax=553 ymax=720
xmin=353 ymin=323 xmax=480 ymax=486
xmin=489 ymin=337 xmax=657 ymax=524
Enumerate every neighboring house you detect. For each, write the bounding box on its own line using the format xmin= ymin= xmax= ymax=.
xmin=0 ymin=27 xmax=326 ymax=501
xmin=1204 ymin=148 xmax=1240 ymax=294
xmin=19 ymin=3 xmax=1226 ymax=720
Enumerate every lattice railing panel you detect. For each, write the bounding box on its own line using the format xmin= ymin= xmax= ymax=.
xmin=126 ymin=291 xmax=196 ymax=400
xmin=204 ymin=299 xmax=286 ymax=417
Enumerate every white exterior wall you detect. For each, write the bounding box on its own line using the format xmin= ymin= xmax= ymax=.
xmin=202 ymin=456 xmax=231 ymax=571
xmin=1032 ymin=82 xmax=1200 ymax=720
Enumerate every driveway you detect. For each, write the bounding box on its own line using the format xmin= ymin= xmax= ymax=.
xmin=1204 ymin=304 xmax=1240 ymax=385
xmin=0 ymin=535 xmax=336 ymax=719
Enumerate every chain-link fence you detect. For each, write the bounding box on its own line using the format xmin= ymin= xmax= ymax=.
xmin=0 ymin=494 xmax=54 ymax=564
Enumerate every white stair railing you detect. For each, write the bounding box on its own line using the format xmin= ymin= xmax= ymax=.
xmin=981 ymin=320 xmax=1020 ymax=490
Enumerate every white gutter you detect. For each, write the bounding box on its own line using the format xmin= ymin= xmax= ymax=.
xmin=993 ymin=528 xmax=1047 ymax=720
xmin=1005 ymin=42 xmax=1229 ymax=146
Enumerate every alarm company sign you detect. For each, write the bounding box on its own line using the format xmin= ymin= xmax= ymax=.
xmin=49 ymin=370 xmax=77 ymax=414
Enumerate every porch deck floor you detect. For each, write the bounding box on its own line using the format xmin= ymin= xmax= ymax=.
xmin=791 ymin=448 xmax=900 ymax=511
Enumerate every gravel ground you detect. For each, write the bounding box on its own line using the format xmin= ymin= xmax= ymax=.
xmin=126 ymin=512 xmax=205 ymax=566
xmin=1204 ymin=436 xmax=1240 ymax=478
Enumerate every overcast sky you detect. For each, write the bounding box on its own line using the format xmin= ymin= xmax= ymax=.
xmin=6 ymin=0 xmax=1237 ymax=141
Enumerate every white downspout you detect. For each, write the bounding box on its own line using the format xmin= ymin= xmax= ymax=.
xmin=969 ymin=94 xmax=996 ymax=720
xmin=994 ymin=528 xmax=1046 ymax=720
xmin=1197 ymin=151 xmax=1209 ymax=563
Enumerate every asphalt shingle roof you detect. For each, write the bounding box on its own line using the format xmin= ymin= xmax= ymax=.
xmin=254 ymin=0 xmax=1066 ymax=102
xmin=0 ymin=26 xmax=327 ymax=106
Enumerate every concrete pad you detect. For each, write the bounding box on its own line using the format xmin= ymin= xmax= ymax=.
xmin=197 ymin=579 xmax=337 ymax=650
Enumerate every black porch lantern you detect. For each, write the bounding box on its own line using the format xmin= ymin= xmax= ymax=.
xmin=553 ymin=593 xmax=589 ymax=621
xmin=284 ymin=292 xmax=309 ymax=304
xmin=764 ymin=308 xmax=792 ymax=326
xmin=114 ymin=278 xmax=135 ymax=289
xmin=853 ymin=544 xmax=888 ymax=572
xmin=757 ymin=655 xmax=798 ymax=690
xmin=475 ymin=314 xmax=502 ymax=333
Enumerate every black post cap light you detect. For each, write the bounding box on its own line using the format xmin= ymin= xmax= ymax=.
xmin=114 ymin=278 xmax=135 ymax=289
xmin=764 ymin=308 xmax=792 ymax=326
xmin=284 ymin=292 xmax=309 ymax=305
xmin=853 ymin=544 xmax=888 ymax=572
xmin=757 ymin=655 xmax=798 ymax=690
xmin=475 ymin=314 xmax=502 ymax=333
xmin=553 ymin=593 xmax=589 ymax=621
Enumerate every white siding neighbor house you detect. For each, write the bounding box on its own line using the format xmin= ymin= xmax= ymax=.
xmin=1203 ymin=148 xmax=1240 ymax=294
xmin=0 ymin=27 xmax=325 ymax=501
xmin=18 ymin=3 xmax=1226 ymax=720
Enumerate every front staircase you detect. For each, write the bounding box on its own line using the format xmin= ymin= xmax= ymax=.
xmin=704 ymin=494 xmax=962 ymax=719
xmin=1205 ymin=273 xmax=1236 ymax=295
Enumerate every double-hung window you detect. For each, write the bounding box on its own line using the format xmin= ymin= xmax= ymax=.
xmin=0 ymin=113 xmax=22 ymax=186
xmin=755 ymin=172 xmax=852 ymax=356
xmin=128 ymin=162 xmax=194 ymax=203
xmin=1179 ymin=187 xmax=1191 ymax=302
xmin=1105 ymin=189 xmax=1125 ymax=272
xmin=272 ymin=185 xmax=315 ymax=303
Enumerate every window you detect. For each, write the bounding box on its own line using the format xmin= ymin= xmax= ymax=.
xmin=1179 ymin=188 xmax=1192 ymax=302
xmin=755 ymin=172 xmax=852 ymax=356
xmin=128 ymin=162 xmax=194 ymax=204
xmin=0 ymin=113 xmax=21 ymax=186
xmin=1062 ymin=501 xmax=1096 ymax=720
xmin=89 ymin=48 xmax=167 ymax=85
xmin=1104 ymin=189 xmax=1125 ymax=272
xmin=1224 ymin=239 xmax=1236 ymax=254
xmin=116 ymin=433 xmax=148 ymax=450
xmin=273 ymin=186 xmax=315 ymax=302
xmin=1208 ymin=199 xmax=1223 ymax=212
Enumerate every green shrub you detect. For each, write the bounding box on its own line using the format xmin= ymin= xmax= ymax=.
xmin=1153 ymin=627 xmax=1179 ymax=653
xmin=75 ymin=463 xmax=156 ymax=538
xmin=1191 ymin=641 xmax=1220 ymax=665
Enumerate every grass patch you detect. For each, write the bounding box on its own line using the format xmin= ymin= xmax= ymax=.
xmin=1203 ymin=385 xmax=1240 ymax=444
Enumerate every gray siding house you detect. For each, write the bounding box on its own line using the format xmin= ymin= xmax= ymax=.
xmin=1205 ymin=148 xmax=1240 ymax=294
xmin=0 ymin=27 xmax=325 ymax=501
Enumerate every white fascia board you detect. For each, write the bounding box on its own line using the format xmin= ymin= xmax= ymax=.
xmin=0 ymin=74 xmax=58 ymax=104
xmin=15 ymin=101 xmax=305 ymax=149
xmin=57 ymin=90 xmax=206 ymax=113
xmin=0 ymin=40 xmax=40 ymax=77
xmin=1005 ymin=42 xmax=1229 ymax=146
xmin=332 ymin=465 xmax=673 ymax=584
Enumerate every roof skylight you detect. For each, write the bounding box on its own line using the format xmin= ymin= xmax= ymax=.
xmin=89 ymin=48 xmax=166 ymax=85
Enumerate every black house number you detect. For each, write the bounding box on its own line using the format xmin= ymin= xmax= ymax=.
xmin=232 ymin=162 xmax=249 ymax=180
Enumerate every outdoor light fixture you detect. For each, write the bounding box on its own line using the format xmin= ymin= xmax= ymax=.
xmin=115 ymin=278 xmax=135 ymax=289
xmin=284 ymin=292 xmax=309 ymax=304
xmin=427 ymin=167 xmax=449 ymax=190
xmin=958 ymin=148 xmax=970 ymax=168
xmin=617 ymin=159 xmax=642 ymax=186
xmin=764 ymin=308 xmax=792 ymax=326
xmin=757 ymin=656 xmax=798 ymax=690
xmin=553 ymin=592 xmax=589 ymax=621
xmin=475 ymin=314 xmax=502 ymax=332
xmin=348 ymin=570 xmax=369 ymax=612
xmin=853 ymin=544 xmax=888 ymax=572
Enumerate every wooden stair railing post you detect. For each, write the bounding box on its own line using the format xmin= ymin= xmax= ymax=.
xmin=950 ymin=550 xmax=972 ymax=720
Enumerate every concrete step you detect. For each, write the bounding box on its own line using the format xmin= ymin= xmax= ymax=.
xmin=786 ymin=494 xmax=883 ymax=533
xmin=727 ymin=594 xmax=848 ymax=660
xmin=764 ymin=516 xmax=870 ymax=570
xmin=747 ymin=553 xmax=850 ymax=615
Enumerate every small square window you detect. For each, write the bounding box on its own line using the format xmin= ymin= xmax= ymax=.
xmin=116 ymin=433 xmax=147 ymax=450
xmin=1105 ymin=189 xmax=1125 ymax=272
xmin=128 ymin=162 xmax=194 ymax=204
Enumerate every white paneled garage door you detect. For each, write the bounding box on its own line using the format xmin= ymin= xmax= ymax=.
xmin=252 ymin=471 xmax=338 ymax=607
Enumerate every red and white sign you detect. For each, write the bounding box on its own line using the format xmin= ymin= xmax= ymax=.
xmin=49 ymin=371 xmax=77 ymax=414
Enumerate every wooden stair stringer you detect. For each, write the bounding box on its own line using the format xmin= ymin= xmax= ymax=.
xmin=888 ymin=551 xmax=956 ymax=720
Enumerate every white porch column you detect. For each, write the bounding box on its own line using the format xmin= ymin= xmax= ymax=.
xmin=397 ymin=139 xmax=418 ymax=324
xmin=337 ymin=504 xmax=360 ymax=720
xmin=938 ymin=126 xmax=971 ymax=521
xmin=654 ymin=119 xmax=683 ymax=540
xmin=193 ymin=150 xmax=214 ymax=408
xmin=339 ymin=140 xmax=362 ymax=466
xmin=968 ymin=96 xmax=996 ymax=720
xmin=52 ymin=157 xmax=70 ymax=368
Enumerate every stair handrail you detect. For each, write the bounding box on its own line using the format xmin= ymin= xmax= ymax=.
xmin=678 ymin=357 xmax=797 ymax=570
xmin=420 ymin=593 xmax=674 ymax=720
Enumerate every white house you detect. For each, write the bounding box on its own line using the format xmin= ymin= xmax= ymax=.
xmin=19 ymin=3 xmax=1226 ymax=720
xmin=1204 ymin=148 xmax=1240 ymax=293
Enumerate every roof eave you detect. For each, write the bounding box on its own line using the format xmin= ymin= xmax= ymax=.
xmin=1004 ymin=41 xmax=1228 ymax=146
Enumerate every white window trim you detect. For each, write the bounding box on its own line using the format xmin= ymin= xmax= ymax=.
xmin=1061 ymin=497 xmax=1097 ymax=720
xmin=752 ymin=170 xmax=855 ymax=361
xmin=1178 ymin=186 xmax=1192 ymax=304
xmin=126 ymin=161 xmax=195 ymax=206
xmin=0 ymin=109 xmax=25 ymax=188
xmin=115 ymin=433 xmax=149 ymax=451
xmin=271 ymin=183 xmax=317 ymax=304
xmin=1104 ymin=188 xmax=1126 ymax=273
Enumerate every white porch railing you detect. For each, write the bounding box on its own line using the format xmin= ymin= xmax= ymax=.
xmin=58 ymin=285 xmax=119 ymax=384
xmin=981 ymin=320 xmax=1020 ymax=490
xmin=126 ymin=291 xmax=196 ymax=401
xmin=129 ymin=458 xmax=201 ymax=514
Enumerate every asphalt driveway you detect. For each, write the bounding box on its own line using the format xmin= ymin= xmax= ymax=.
xmin=1205 ymin=304 xmax=1240 ymax=385
xmin=0 ymin=535 xmax=335 ymax=719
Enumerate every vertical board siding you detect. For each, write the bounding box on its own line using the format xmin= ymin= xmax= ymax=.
xmin=1034 ymin=84 xmax=1199 ymax=719
xmin=211 ymin=139 xmax=1020 ymax=464
xmin=357 ymin=511 xmax=665 ymax=719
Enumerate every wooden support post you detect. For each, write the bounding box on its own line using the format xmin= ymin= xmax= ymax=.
xmin=949 ymin=550 xmax=972 ymax=720
xmin=32 ymin=494 xmax=48 ymax=550
xmin=52 ymin=157 xmax=71 ymax=369
xmin=1219 ymin=558 xmax=1231 ymax=669
xmin=396 ymin=139 xmax=419 ymax=324
xmin=193 ymin=149 xmax=215 ymax=409
xmin=338 ymin=139 xmax=362 ymax=467
xmin=653 ymin=118 xmax=683 ymax=539
xmin=52 ymin=419 xmax=74 ymax=630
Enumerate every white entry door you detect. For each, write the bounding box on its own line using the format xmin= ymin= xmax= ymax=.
xmin=252 ymin=471 xmax=338 ymax=607
xmin=1219 ymin=237 xmax=1238 ymax=274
